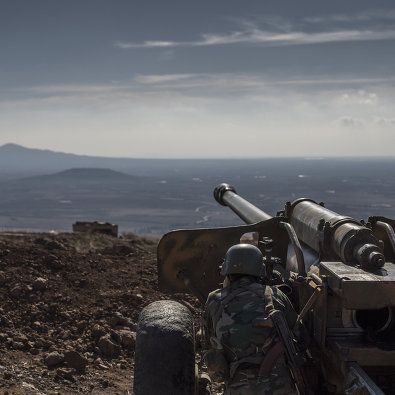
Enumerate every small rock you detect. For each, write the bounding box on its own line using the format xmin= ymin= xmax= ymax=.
xmin=45 ymin=255 xmax=64 ymax=270
xmin=45 ymin=351 xmax=65 ymax=368
xmin=91 ymin=324 xmax=106 ymax=340
xmin=97 ymin=334 xmax=121 ymax=358
xmin=64 ymin=350 xmax=88 ymax=372
xmin=34 ymin=237 xmax=47 ymax=245
xmin=46 ymin=241 xmax=64 ymax=250
xmin=121 ymin=330 xmax=136 ymax=349
xmin=10 ymin=284 xmax=24 ymax=298
xmin=26 ymin=341 xmax=34 ymax=349
xmin=110 ymin=312 xmax=136 ymax=330
xmin=30 ymin=347 xmax=40 ymax=355
xmin=110 ymin=312 xmax=126 ymax=327
xmin=0 ymin=316 xmax=11 ymax=327
xmin=34 ymin=339 xmax=44 ymax=348
xmin=42 ymin=339 xmax=54 ymax=349
xmin=59 ymin=330 xmax=71 ymax=340
xmin=113 ymin=330 xmax=136 ymax=350
xmin=33 ymin=277 xmax=47 ymax=291
xmin=13 ymin=333 xmax=28 ymax=343
xmin=0 ymin=333 xmax=8 ymax=342
xmin=77 ymin=320 xmax=87 ymax=331
xmin=12 ymin=341 xmax=25 ymax=350
xmin=56 ymin=367 xmax=76 ymax=380
xmin=21 ymin=382 xmax=39 ymax=391
xmin=33 ymin=321 xmax=42 ymax=329
xmin=0 ymin=271 xmax=6 ymax=285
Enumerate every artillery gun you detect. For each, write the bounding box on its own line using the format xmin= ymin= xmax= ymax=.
xmin=133 ymin=183 xmax=395 ymax=394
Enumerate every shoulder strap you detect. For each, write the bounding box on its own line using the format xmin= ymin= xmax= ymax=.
xmin=264 ymin=285 xmax=275 ymax=315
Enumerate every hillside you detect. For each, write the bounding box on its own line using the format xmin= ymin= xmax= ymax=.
xmin=0 ymin=144 xmax=134 ymax=176
xmin=0 ymin=231 xmax=202 ymax=394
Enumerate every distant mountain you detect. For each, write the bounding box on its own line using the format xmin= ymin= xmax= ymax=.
xmin=0 ymin=143 xmax=141 ymax=176
xmin=0 ymin=143 xmax=240 ymax=180
xmin=0 ymin=168 xmax=150 ymax=196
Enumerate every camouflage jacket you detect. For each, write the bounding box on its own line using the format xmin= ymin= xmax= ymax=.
xmin=203 ymin=276 xmax=298 ymax=369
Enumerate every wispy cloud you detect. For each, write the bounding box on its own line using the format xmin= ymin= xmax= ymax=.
xmin=2 ymin=74 xmax=395 ymax=118
xmin=339 ymin=116 xmax=364 ymax=128
xmin=133 ymin=73 xmax=395 ymax=91
xmin=134 ymin=74 xmax=196 ymax=84
xmin=339 ymin=90 xmax=378 ymax=105
xmin=115 ymin=28 xmax=395 ymax=49
xmin=115 ymin=40 xmax=177 ymax=49
xmin=3 ymin=75 xmax=395 ymax=108
xmin=377 ymin=118 xmax=395 ymax=126
xmin=304 ymin=9 xmax=395 ymax=24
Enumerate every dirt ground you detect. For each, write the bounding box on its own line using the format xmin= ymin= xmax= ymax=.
xmin=0 ymin=231 xmax=208 ymax=394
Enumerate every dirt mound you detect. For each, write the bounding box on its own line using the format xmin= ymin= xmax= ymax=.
xmin=0 ymin=232 xmax=201 ymax=394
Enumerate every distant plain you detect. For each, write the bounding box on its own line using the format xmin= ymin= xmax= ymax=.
xmin=1 ymin=144 xmax=395 ymax=235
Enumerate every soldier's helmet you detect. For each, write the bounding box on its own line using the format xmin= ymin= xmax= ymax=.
xmin=220 ymin=244 xmax=265 ymax=277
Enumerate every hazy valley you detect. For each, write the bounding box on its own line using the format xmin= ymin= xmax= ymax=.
xmin=1 ymin=144 xmax=395 ymax=235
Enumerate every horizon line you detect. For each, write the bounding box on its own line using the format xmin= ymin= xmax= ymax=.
xmin=1 ymin=143 xmax=395 ymax=161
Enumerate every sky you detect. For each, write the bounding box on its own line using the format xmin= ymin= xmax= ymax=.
xmin=1 ymin=0 xmax=395 ymax=158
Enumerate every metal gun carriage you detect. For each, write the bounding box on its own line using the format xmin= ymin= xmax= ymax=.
xmin=133 ymin=183 xmax=395 ymax=394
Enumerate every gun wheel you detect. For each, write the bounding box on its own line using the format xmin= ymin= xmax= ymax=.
xmin=133 ymin=300 xmax=196 ymax=395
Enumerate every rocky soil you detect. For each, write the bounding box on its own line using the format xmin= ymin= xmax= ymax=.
xmin=0 ymin=231 xmax=204 ymax=394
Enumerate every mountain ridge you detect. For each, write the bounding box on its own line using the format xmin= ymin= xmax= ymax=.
xmin=0 ymin=143 xmax=171 ymax=179
xmin=0 ymin=143 xmax=249 ymax=179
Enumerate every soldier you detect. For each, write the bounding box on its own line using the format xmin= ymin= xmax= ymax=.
xmin=203 ymin=243 xmax=304 ymax=395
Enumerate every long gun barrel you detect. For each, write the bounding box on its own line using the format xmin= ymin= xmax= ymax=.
xmin=214 ymin=183 xmax=384 ymax=270
xmin=214 ymin=183 xmax=272 ymax=223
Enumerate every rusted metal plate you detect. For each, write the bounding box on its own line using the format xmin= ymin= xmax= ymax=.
xmin=320 ymin=261 xmax=395 ymax=309
xmin=157 ymin=218 xmax=288 ymax=300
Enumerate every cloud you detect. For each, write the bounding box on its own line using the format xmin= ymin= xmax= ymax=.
xmin=339 ymin=116 xmax=364 ymax=128
xmin=339 ymin=90 xmax=378 ymax=105
xmin=377 ymin=118 xmax=395 ymax=126
xmin=114 ymin=9 xmax=395 ymax=50
xmin=3 ymin=75 xmax=393 ymax=111
xmin=134 ymin=74 xmax=196 ymax=84
xmin=304 ymin=9 xmax=395 ymax=24
xmin=131 ymin=73 xmax=395 ymax=97
xmin=114 ymin=40 xmax=178 ymax=49
xmin=114 ymin=28 xmax=395 ymax=49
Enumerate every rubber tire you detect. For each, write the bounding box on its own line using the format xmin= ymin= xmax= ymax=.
xmin=133 ymin=300 xmax=196 ymax=395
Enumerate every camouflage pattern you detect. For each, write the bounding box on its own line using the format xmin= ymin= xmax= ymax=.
xmin=203 ymin=276 xmax=298 ymax=394
xmin=225 ymin=356 xmax=296 ymax=394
